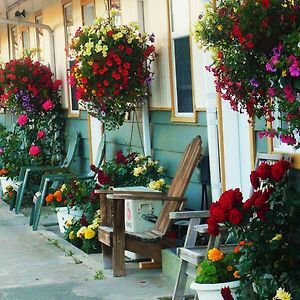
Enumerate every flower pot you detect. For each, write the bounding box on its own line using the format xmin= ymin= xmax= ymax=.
xmin=56 ymin=206 xmax=83 ymax=234
xmin=190 ymin=280 xmax=240 ymax=300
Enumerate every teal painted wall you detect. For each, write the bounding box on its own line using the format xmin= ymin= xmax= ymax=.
xmin=106 ymin=109 xmax=209 ymax=210
xmin=64 ymin=111 xmax=91 ymax=175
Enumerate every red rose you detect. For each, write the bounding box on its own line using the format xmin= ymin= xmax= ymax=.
xmin=250 ymin=171 xmax=260 ymax=189
xmin=270 ymin=163 xmax=285 ymax=182
xmin=262 ymin=0 xmax=270 ymax=9
xmin=219 ymin=189 xmax=235 ymax=211
xmin=210 ymin=202 xmax=226 ymax=222
xmin=207 ymin=217 xmax=219 ymax=236
xmin=97 ymin=170 xmax=112 ymax=185
xmin=221 ymin=287 xmax=234 ymax=300
xmin=256 ymin=162 xmax=271 ymax=180
xmin=228 ymin=208 xmax=243 ymax=225
xmin=254 ymin=193 xmax=268 ymax=207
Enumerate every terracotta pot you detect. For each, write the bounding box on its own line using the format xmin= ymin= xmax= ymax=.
xmin=190 ymin=280 xmax=240 ymax=300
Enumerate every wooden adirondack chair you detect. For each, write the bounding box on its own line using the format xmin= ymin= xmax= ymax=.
xmin=30 ymin=133 xmax=106 ymax=231
xmin=97 ymin=135 xmax=202 ymax=277
xmin=12 ymin=131 xmax=80 ymax=214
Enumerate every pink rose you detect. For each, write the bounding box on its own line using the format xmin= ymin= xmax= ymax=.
xmin=17 ymin=114 xmax=28 ymax=126
xmin=37 ymin=130 xmax=46 ymax=140
xmin=29 ymin=145 xmax=40 ymax=156
xmin=42 ymin=100 xmax=54 ymax=111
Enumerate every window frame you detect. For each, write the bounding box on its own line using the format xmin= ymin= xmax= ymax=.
xmin=10 ymin=26 xmax=18 ymax=59
xmin=63 ymin=1 xmax=80 ymax=117
xmin=81 ymin=0 xmax=95 ymax=26
xmin=168 ymin=0 xmax=196 ymax=123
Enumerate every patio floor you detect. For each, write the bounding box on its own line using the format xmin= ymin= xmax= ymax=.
xmin=0 ymin=200 xmax=174 ymax=300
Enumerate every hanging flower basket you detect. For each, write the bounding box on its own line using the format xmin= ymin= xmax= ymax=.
xmin=195 ymin=1 xmax=300 ymax=148
xmin=69 ymin=10 xmax=156 ymax=130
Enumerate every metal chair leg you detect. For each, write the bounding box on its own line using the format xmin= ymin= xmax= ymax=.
xmin=15 ymin=169 xmax=30 ymax=214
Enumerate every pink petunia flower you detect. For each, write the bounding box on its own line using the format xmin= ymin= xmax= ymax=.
xmin=17 ymin=114 xmax=28 ymax=126
xmin=42 ymin=100 xmax=54 ymax=111
xmin=29 ymin=145 xmax=41 ymax=156
xmin=37 ymin=130 xmax=46 ymax=140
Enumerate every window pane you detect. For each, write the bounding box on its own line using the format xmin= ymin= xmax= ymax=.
xmin=35 ymin=15 xmax=44 ymax=60
xmin=174 ymin=36 xmax=193 ymax=113
xmin=171 ymin=0 xmax=189 ymax=34
xmin=11 ymin=27 xmax=18 ymax=58
xmin=82 ymin=3 xmax=94 ymax=26
xmin=68 ymin=60 xmax=79 ymax=111
xmin=22 ymin=30 xmax=29 ymax=49
xmin=64 ymin=3 xmax=73 ymax=47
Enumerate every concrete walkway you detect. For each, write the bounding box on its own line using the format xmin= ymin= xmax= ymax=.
xmin=0 ymin=200 xmax=174 ymax=300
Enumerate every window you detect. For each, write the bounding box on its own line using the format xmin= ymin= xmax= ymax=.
xmin=82 ymin=1 xmax=95 ymax=26
xmin=169 ymin=0 xmax=195 ymax=121
xmin=63 ymin=2 xmax=79 ymax=115
xmin=108 ymin=0 xmax=121 ymax=25
xmin=35 ymin=13 xmax=44 ymax=60
xmin=11 ymin=27 xmax=18 ymax=59
xmin=21 ymin=28 xmax=30 ymax=51
xmin=273 ymin=111 xmax=300 ymax=154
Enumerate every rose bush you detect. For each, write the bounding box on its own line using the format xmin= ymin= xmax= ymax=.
xmin=207 ymin=159 xmax=300 ymax=299
xmin=69 ymin=9 xmax=155 ymax=130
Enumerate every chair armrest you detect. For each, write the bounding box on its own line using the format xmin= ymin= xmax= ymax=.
xmin=25 ymin=165 xmax=61 ymax=172
xmin=94 ymin=190 xmax=163 ymax=196
xmin=194 ymin=223 xmax=226 ymax=234
xmin=107 ymin=193 xmax=186 ymax=202
xmin=169 ymin=210 xmax=210 ymax=220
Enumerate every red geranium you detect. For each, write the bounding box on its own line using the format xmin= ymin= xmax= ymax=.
xmin=256 ymin=162 xmax=271 ymax=180
xmin=228 ymin=208 xmax=244 ymax=225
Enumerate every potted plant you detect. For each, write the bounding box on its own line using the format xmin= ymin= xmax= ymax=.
xmin=45 ymin=178 xmax=98 ymax=233
xmin=207 ymin=160 xmax=300 ymax=299
xmin=69 ymin=9 xmax=156 ymax=130
xmin=190 ymin=248 xmax=240 ymax=300
xmin=194 ymin=0 xmax=300 ymax=148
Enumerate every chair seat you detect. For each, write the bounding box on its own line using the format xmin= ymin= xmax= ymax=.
xmin=98 ymin=226 xmax=162 ymax=246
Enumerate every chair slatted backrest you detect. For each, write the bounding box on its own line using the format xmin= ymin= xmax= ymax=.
xmin=153 ymin=136 xmax=202 ymax=236
xmin=60 ymin=131 xmax=79 ymax=169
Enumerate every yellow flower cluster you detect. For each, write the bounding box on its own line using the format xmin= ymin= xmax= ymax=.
xmin=148 ymin=178 xmax=165 ymax=191
xmin=76 ymin=225 xmax=96 ymax=240
xmin=273 ymin=288 xmax=292 ymax=300
xmin=133 ymin=166 xmax=144 ymax=177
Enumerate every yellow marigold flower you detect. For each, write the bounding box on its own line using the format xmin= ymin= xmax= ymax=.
xmin=84 ymin=227 xmax=96 ymax=240
xmin=227 ymin=265 xmax=233 ymax=272
xmin=233 ymin=271 xmax=240 ymax=279
xmin=217 ymin=25 xmax=223 ymax=31
xmin=208 ymin=248 xmax=224 ymax=262
xmin=69 ymin=231 xmax=75 ymax=240
xmin=282 ymin=70 xmax=287 ymax=77
xmin=272 ymin=234 xmax=282 ymax=241
xmin=133 ymin=167 xmax=144 ymax=177
xmin=274 ymin=287 xmax=292 ymax=300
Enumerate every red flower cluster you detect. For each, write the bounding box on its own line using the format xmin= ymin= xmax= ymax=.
xmin=208 ymin=188 xmax=244 ymax=236
xmin=208 ymin=159 xmax=290 ymax=236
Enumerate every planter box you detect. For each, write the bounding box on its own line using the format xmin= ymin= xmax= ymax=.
xmin=190 ymin=280 xmax=240 ymax=300
xmin=56 ymin=207 xmax=83 ymax=234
